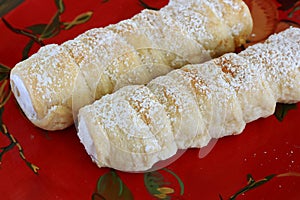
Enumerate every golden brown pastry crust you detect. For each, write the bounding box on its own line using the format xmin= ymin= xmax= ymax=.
xmin=77 ymin=27 xmax=300 ymax=172
xmin=10 ymin=0 xmax=252 ymax=130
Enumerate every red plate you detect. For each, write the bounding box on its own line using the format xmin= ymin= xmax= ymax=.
xmin=0 ymin=0 xmax=300 ymax=199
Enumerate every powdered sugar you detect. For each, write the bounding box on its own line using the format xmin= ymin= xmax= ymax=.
xmin=77 ymin=27 xmax=300 ymax=171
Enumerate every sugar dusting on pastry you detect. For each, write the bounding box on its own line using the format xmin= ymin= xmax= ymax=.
xmin=77 ymin=27 xmax=300 ymax=171
xmin=10 ymin=0 xmax=253 ymax=131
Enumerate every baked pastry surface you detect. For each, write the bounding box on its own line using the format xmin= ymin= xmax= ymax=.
xmin=78 ymin=27 xmax=300 ymax=172
xmin=10 ymin=0 xmax=252 ymax=130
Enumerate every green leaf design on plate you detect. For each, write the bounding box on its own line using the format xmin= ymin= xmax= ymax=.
xmin=220 ymin=172 xmax=300 ymax=199
xmin=0 ymin=80 xmax=11 ymax=108
xmin=277 ymin=0 xmax=299 ymax=11
xmin=40 ymin=11 xmax=61 ymax=40
xmin=26 ymin=24 xmax=48 ymax=35
xmin=63 ymin=11 xmax=93 ymax=30
xmin=22 ymin=39 xmax=35 ymax=60
xmin=0 ymin=0 xmax=24 ymax=17
xmin=1 ymin=18 xmax=44 ymax=46
xmin=92 ymin=170 xmax=134 ymax=200
xmin=2 ymin=0 xmax=93 ymax=58
xmin=144 ymin=171 xmax=166 ymax=197
xmin=0 ymin=90 xmax=39 ymax=174
xmin=55 ymin=0 xmax=65 ymax=13
xmin=288 ymin=5 xmax=300 ymax=18
xmin=138 ymin=0 xmax=159 ymax=10
xmin=144 ymin=168 xmax=184 ymax=199
xmin=228 ymin=174 xmax=276 ymax=200
xmin=274 ymin=103 xmax=297 ymax=122
xmin=0 ymin=64 xmax=10 ymax=82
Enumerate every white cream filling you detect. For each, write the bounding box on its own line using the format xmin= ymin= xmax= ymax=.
xmin=77 ymin=115 xmax=98 ymax=164
xmin=10 ymin=74 xmax=37 ymax=120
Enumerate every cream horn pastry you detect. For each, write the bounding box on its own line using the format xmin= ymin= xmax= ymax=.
xmin=77 ymin=27 xmax=300 ymax=172
xmin=10 ymin=0 xmax=252 ymax=130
